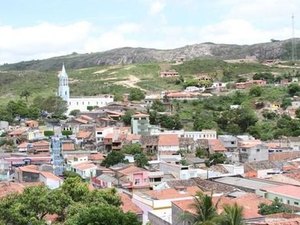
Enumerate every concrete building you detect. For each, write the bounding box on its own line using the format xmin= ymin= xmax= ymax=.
xmin=260 ymin=185 xmax=300 ymax=208
xmin=238 ymin=140 xmax=268 ymax=163
xmin=131 ymin=113 xmax=150 ymax=135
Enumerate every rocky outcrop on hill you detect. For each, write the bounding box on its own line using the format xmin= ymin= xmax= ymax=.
xmin=1 ymin=38 xmax=299 ymax=71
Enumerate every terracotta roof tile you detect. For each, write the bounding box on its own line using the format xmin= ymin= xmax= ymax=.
xmin=145 ymin=186 xmax=200 ymax=200
xmin=118 ymin=165 xmax=146 ymax=176
xmin=208 ymin=139 xmax=226 ymax=152
xmin=76 ymin=131 xmax=92 ymax=139
xmin=158 ymin=134 xmax=179 ymax=146
xmin=73 ymin=162 xmax=97 ymax=170
xmin=120 ymin=193 xmax=143 ymax=214
xmin=262 ymin=185 xmax=300 ymax=199
xmin=62 ymin=142 xmax=75 ymax=151
xmin=0 ymin=182 xmax=26 ymax=198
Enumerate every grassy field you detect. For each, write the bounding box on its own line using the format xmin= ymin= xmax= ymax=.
xmin=0 ymin=59 xmax=294 ymax=105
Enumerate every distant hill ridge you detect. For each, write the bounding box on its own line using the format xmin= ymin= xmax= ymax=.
xmin=1 ymin=38 xmax=300 ymax=71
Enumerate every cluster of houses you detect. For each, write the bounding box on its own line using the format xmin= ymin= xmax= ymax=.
xmin=2 ymin=65 xmax=300 ymax=224
xmin=2 ymin=104 xmax=300 ymax=224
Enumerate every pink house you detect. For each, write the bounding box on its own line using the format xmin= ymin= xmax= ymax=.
xmin=117 ymin=165 xmax=149 ymax=190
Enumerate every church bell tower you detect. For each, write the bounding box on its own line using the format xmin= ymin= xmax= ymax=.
xmin=58 ymin=64 xmax=70 ymax=101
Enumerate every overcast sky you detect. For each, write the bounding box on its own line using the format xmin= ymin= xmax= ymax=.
xmin=0 ymin=0 xmax=299 ymax=64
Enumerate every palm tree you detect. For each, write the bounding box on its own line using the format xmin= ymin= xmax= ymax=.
xmin=190 ymin=192 xmax=220 ymax=225
xmin=221 ymin=203 xmax=244 ymax=225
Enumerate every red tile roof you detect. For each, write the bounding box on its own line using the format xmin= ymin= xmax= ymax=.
xmin=208 ymin=139 xmax=226 ymax=152
xmin=73 ymin=162 xmax=97 ymax=171
xmin=76 ymin=131 xmax=92 ymax=139
xmin=118 ymin=165 xmax=146 ymax=176
xmin=120 ymin=193 xmax=143 ymax=214
xmin=62 ymin=142 xmax=75 ymax=151
xmin=40 ymin=172 xmax=62 ymax=182
xmin=158 ymin=134 xmax=179 ymax=146
xmin=89 ymin=153 xmax=105 ymax=161
xmin=0 ymin=182 xmax=26 ymax=198
xmin=18 ymin=165 xmax=39 ymax=173
xmin=146 ymin=186 xmax=200 ymax=200
xmin=262 ymin=185 xmax=300 ymax=199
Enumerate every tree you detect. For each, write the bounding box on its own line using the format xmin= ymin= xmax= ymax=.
xmin=42 ymin=96 xmax=67 ymax=117
xmin=69 ymin=109 xmax=80 ymax=116
xmin=221 ymin=203 xmax=244 ymax=225
xmin=122 ymin=143 xmax=142 ymax=155
xmin=61 ymin=177 xmax=89 ymax=202
xmin=288 ymin=83 xmax=300 ymax=96
xmin=296 ymin=108 xmax=300 ymax=119
xmin=101 ymin=151 xmax=127 ymax=168
xmin=0 ymin=185 xmax=70 ymax=225
xmin=189 ymin=192 xmax=219 ymax=224
xmin=258 ymin=197 xmax=291 ymax=215
xmin=20 ymin=90 xmax=31 ymax=102
xmin=151 ymin=100 xmax=165 ymax=112
xmin=281 ymin=98 xmax=292 ymax=109
xmin=128 ymin=88 xmax=145 ymax=101
xmin=195 ymin=148 xmax=209 ymax=158
xmin=65 ymin=204 xmax=141 ymax=225
xmin=205 ymin=153 xmax=226 ymax=167
xmin=134 ymin=153 xmax=149 ymax=168
xmin=121 ymin=110 xmax=134 ymax=126
xmin=249 ymin=86 xmax=262 ymax=97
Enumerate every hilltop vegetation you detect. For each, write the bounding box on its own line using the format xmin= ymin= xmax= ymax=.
xmin=1 ymin=38 xmax=300 ymax=71
xmin=0 ymin=58 xmax=290 ymax=105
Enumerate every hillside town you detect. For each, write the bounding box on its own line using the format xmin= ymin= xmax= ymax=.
xmin=2 ymin=63 xmax=300 ymax=225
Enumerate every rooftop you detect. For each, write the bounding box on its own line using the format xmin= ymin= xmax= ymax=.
xmin=262 ymin=185 xmax=300 ymax=199
xmin=214 ymin=177 xmax=281 ymax=191
xmin=158 ymin=134 xmax=179 ymax=146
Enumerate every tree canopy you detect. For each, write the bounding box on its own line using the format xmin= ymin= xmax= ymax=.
xmin=0 ymin=177 xmax=141 ymax=225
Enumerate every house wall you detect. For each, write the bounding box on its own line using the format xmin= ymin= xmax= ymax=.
xmin=67 ymin=96 xmax=114 ymax=113
xmin=264 ymin=192 xmax=300 ymax=207
xmin=39 ymin=176 xmax=62 ymax=189
xmin=74 ymin=167 xmax=97 ymax=179
xmin=95 ymin=127 xmax=114 ymax=144
xmin=148 ymin=212 xmax=171 ymax=225
xmin=131 ymin=117 xmax=150 ymax=135
xmin=158 ymin=145 xmax=180 ymax=152
xmin=131 ymin=172 xmax=149 ymax=187
xmin=183 ymin=130 xmax=217 ymax=140
xmin=269 ymin=151 xmax=300 ymax=161
xmin=172 ymin=203 xmax=194 ymax=225
xmin=239 ymin=145 xmax=268 ymax=163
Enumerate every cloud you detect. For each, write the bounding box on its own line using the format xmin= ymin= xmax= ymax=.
xmin=0 ymin=22 xmax=92 ymax=64
xmin=148 ymin=0 xmax=166 ymax=15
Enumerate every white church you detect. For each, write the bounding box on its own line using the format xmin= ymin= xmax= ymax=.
xmin=58 ymin=65 xmax=114 ymax=114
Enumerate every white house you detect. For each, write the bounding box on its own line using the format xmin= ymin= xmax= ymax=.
xmin=71 ymin=162 xmax=97 ymax=179
xmin=57 ymin=65 xmax=114 ymax=114
xmin=39 ymin=171 xmax=63 ymax=189
xmin=95 ymin=127 xmax=114 ymax=144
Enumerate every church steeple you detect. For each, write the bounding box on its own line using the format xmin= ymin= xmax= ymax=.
xmin=58 ymin=64 xmax=70 ymax=101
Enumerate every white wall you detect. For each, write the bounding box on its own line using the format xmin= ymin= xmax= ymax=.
xmin=67 ymin=96 xmax=113 ymax=113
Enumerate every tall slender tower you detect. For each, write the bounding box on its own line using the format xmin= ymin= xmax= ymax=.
xmin=58 ymin=64 xmax=70 ymax=101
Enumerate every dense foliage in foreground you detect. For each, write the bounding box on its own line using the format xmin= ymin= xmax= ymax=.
xmin=0 ymin=177 xmax=141 ymax=225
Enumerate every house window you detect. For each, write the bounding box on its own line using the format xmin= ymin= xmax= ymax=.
xmin=295 ymin=202 xmax=299 ymax=205
xmin=231 ymin=141 xmax=235 ymax=145
xmin=256 ymin=149 xmax=260 ymax=152
xmin=134 ymin=179 xmax=140 ymax=185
